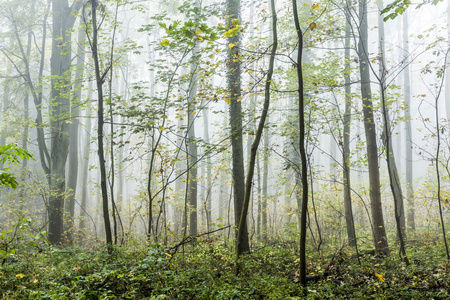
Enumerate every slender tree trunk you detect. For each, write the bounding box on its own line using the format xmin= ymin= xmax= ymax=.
xmin=235 ymin=0 xmax=277 ymax=274
xmin=66 ymin=25 xmax=85 ymax=244
xmin=262 ymin=128 xmax=269 ymax=241
xmin=90 ymin=0 xmax=113 ymax=252
xmin=78 ymin=83 xmax=92 ymax=238
xmin=203 ymin=106 xmax=212 ymax=231
xmin=357 ymin=0 xmax=389 ymax=255
xmin=293 ymin=0 xmax=309 ymax=286
xmin=187 ymin=67 xmax=198 ymax=237
xmin=342 ymin=12 xmax=357 ymax=247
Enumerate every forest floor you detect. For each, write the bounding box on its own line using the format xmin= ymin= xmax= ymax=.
xmin=0 ymin=235 xmax=449 ymax=299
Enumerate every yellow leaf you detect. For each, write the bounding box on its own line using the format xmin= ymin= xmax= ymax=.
xmin=159 ymin=126 xmax=165 ymax=131
xmin=159 ymin=39 xmax=170 ymax=47
xmin=195 ymin=29 xmax=202 ymax=34
xmin=224 ymin=97 xmax=231 ymax=105
xmin=228 ymin=43 xmax=235 ymax=50
xmin=375 ymin=272 xmax=385 ymax=283
xmin=16 ymin=274 xmax=25 ymax=278
xmin=165 ymin=253 xmax=172 ymax=258
xmin=309 ymin=22 xmax=317 ymax=30
xmin=312 ymin=3 xmax=320 ymax=10
xmin=196 ymin=35 xmax=203 ymax=41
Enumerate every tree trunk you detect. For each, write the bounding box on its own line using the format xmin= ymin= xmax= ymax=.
xmin=357 ymin=0 xmax=389 ymax=255
xmin=293 ymin=0 xmax=309 ymax=286
xmin=48 ymin=0 xmax=82 ymax=245
xmin=403 ymin=11 xmax=415 ymax=233
xmin=262 ymin=128 xmax=269 ymax=241
xmin=343 ymin=14 xmax=357 ymax=247
xmin=90 ymin=0 xmax=113 ymax=251
xmin=202 ymin=106 xmax=212 ymax=232
xmin=235 ymin=0 xmax=277 ymax=274
xmin=66 ymin=25 xmax=85 ymax=244
xmin=187 ymin=59 xmax=198 ymax=237
xmin=79 ymin=82 xmax=92 ymax=238
xmin=227 ymin=0 xmax=249 ymax=252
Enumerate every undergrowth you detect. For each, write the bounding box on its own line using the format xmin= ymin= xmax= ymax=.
xmin=0 ymin=237 xmax=449 ymax=299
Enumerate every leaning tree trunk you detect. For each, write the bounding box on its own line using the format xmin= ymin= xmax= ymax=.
xmin=235 ymin=0 xmax=277 ymax=275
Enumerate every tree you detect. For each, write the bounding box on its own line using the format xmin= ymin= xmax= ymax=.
xmin=85 ymin=0 xmax=113 ymax=251
xmin=235 ymin=0 xmax=277 ymax=275
xmin=403 ymin=10 xmax=415 ymax=233
xmin=342 ymin=3 xmax=357 ymax=247
xmin=66 ymin=25 xmax=86 ymax=244
xmin=46 ymin=0 xmax=84 ymax=244
xmin=356 ymin=0 xmax=389 ymax=255
xmin=226 ymin=0 xmax=249 ymax=252
xmin=376 ymin=1 xmax=408 ymax=264
xmin=292 ymin=0 xmax=309 ymax=286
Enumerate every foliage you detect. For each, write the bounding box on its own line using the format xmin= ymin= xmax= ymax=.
xmin=382 ymin=0 xmax=442 ymax=21
xmin=0 ymin=143 xmax=33 ymax=189
xmin=0 ymin=218 xmax=47 ymax=266
xmin=0 ymin=238 xmax=449 ymax=299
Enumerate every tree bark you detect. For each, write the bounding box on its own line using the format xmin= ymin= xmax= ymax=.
xmin=48 ymin=0 xmax=83 ymax=245
xmin=293 ymin=0 xmax=309 ymax=286
xmin=343 ymin=12 xmax=357 ymax=247
xmin=235 ymin=0 xmax=277 ymax=274
xmin=227 ymin=0 xmax=249 ymax=252
xmin=357 ymin=0 xmax=389 ymax=255
xmin=90 ymin=0 xmax=113 ymax=251
xmin=66 ymin=25 xmax=85 ymax=244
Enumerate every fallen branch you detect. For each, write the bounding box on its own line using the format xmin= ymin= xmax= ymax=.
xmin=168 ymin=225 xmax=231 ymax=259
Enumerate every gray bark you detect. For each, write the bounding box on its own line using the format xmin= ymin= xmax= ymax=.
xmin=66 ymin=25 xmax=85 ymax=243
xmin=48 ymin=0 xmax=83 ymax=245
xmin=403 ymin=11 xmax=415 ymax=232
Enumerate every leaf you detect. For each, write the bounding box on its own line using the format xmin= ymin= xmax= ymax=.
xmin=228 ymin=43 xmax=235 ymax=50
xmin=375 ymin=272 xmax=385 ymax=283
xmin=309 ymin=22 xmax=317 ymax=30
xmin=311 ymin=3 xmax=320 ymax=10
xmin=159 ymin=126 xmax=165 ymax=131
xmin=195 ymin=29 xmax=202 ymax=34
xmin=159 ymin=39 xmax=170 ymax=47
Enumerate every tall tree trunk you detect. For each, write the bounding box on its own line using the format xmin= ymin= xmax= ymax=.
xmin=90 ymin=0 xmax=113 ymax=251
xmin=343 ymin=12 xmax=357 ymax=247
xmin=227 ymin=0 xmax=249 ymax=252
xmin=357 ymin=0 xmax=389 ymax=255
xmin=66 ymin=25 xmax=85 ymax=244
xmin=235 ymin=0 xmax=277 ymax=274
xmin=403 ymin=11 xmax=415 ymax=233
xmin=48 ymin=0 xmax=82 ymax=245
xmin=78 ymin=82 xmax=92 ymax=238
xmin=293 ymin=0 xmax=309 ymax=286
xmin=262 ymin=129 xmax=269 ymax=241
xmin=202 ymin=106 xmax=212 ymax=232
xmin=187 ymin=59 xmax=198 ymax=237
